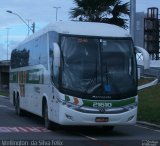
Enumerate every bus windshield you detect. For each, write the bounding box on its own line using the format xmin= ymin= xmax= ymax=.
xmin=60 ymin=36 xmax=137 ymax=99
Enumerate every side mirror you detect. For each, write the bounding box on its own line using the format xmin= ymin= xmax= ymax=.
xmin=53 ymin=43 xmax=60 ymax=67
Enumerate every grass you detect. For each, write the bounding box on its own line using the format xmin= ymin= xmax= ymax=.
xmin=0 ymin=90 xmax=9 ymax=97
xmin=138 ymin=84 xmax=160 ymax=125
xmin=138 ymin=76 xmax=155 ymax=86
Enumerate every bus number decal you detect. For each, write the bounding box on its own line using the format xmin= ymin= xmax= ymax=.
xmin=93 ymin=102 xmax=112 ymax=108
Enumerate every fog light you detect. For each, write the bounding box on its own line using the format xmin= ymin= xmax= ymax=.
xmin=128 ymin=115 xmax=134 ymax=121
xmin=65 ymin=114 xmax=73 ymax=121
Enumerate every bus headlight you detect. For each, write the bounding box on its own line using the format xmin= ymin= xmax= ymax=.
xmin=66 ymin=102 xmax=81 ymax=109
xmin=57 ymin=98 xmax=80 ymax=109
xmin=124 ymin=103 xmax=137 ymax=111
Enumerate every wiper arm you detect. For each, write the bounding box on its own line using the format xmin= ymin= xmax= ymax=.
xmin=84 ymin=76 xmax=96 ymax=93
xmin=84 ymin=56 xmax=99 ymax=93
xmin=87 ymin=82 xmax=102 ymax=93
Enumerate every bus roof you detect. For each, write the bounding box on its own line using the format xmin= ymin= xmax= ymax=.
xmin=46 ymin=21 xmax=130 ymax=37
xmin=13 ymin=21 xmax=131 ymax=49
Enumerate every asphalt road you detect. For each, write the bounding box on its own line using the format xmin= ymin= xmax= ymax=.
xmin=0 ymin=96 xmax=160 ymax=146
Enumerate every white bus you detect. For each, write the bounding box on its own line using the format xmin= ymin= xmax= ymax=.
xmin=10 ymin=21 xmax=138 ymax=130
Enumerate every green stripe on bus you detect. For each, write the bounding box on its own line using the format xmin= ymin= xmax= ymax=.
xmin=83 ymin=97 xmax=135 ymax=108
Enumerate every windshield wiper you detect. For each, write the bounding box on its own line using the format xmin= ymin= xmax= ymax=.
xmin=87 ymin=82 xmax=102 ymax=94
xmin=84 ymin=56 xmax=99 ymax=94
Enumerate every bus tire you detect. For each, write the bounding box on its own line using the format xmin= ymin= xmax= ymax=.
xmin=13 ymin=92 xmax=16 ymax=106
xmin=15 ymin=97 xmax=23 ymax=116
xmin=44 ymin=103 xmax=52 ymax=130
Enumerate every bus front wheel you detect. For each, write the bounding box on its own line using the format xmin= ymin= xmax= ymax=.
xmin=44 ymin=103 xmax=52 ymax=130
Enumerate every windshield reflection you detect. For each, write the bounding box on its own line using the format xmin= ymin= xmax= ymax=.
xmin=61 ymin=36 xmax=137 ymax=98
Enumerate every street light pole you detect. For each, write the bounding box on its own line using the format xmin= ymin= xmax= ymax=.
xmin=6 ymin=10 xmax=35 ymax=33
xmin=26 ymin=19 xmax=32 ymax=36
xmin=53 ymin=7 xmax=61 ymax=21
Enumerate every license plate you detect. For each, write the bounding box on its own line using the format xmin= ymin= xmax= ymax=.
xmin=95 ymin=117 xmax=109 ymax=122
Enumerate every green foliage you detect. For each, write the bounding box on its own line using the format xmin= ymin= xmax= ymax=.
xmin=70 ymin=0 xmax=130 ymax=29
xmin=0 ymin=91 xmax=9 ymax=97
xmin=138 ymin=84 xmax=160 ymax=125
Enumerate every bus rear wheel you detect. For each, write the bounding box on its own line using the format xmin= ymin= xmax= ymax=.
xmin=15 ymin=98 xmax=23 ymax=116
xmin=44 ymin=103 xmax=52 ymax=130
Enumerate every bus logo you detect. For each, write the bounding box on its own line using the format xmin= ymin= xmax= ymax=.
xmin=99 ymin=108 xmax=106 ymax=113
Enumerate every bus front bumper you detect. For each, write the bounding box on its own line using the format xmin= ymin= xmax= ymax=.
xmin=58 ymin=105 xmax=137 ymax=126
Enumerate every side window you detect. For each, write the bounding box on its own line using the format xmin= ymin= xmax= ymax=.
xmin=33 ymin=35 xmax=48 ymax=68
xmin=39 ymin=34 xmax=48 ymax=68
xmin=11 ymin=47 xmax=30 ymax=69
xmin=11 ymin=34 xmax=48 ymax=69
xmin=11 ymin=49 xmax=19 ymax=68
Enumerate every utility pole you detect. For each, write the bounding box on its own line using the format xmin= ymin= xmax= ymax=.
xmin=130 ymin=0 xmax=136 ymax=42
xmin=53 ymin=6 xmax=61 ymax=21
xmin=6 ymin=28 xmax=10 ymax=60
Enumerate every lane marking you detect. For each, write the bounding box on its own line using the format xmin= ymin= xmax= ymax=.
xmin=0 ymin=127 xmax=51 ymax=133
xmin=154 ymin=130 xmax=160 ymax=133
xmin=5 ymin=107 xmax=15 ymax=111
xmin=0 ymin=104 xmax=15 ymax=111
xmin=78 ymin=133 xmax=97 ymax=141
xmin=78 ymin=132 xmax=111 ymax=146
xmin=135 ymin=125 xmax=160 ymax=133
xmin=0 ymin=105 xmax=7 ymax=108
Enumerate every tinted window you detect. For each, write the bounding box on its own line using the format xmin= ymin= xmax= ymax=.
xmin=11 ymin=34 xmax=48 ymax=69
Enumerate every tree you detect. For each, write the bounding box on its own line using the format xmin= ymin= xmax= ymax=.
xmin=70 ymin=0 xmax=130 ymax=29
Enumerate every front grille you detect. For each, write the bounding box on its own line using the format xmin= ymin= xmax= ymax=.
xmin=75 ymin=106 xmax=129 ymax=114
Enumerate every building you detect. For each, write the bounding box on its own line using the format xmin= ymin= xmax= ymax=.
xmin=135 ymin=7 xmax=160 ymax=60
xmin=135 ymin=8 xmax=160 ymax=79
xmin=0 ymin=60 xmax=10 ymax=91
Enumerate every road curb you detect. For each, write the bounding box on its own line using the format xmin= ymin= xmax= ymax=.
xmin=138 ymin=78 xmax=158 ymax=90
xmin=137 ymin=121 xmax=160 ymax=129
xmin=0 ymin=95 xmax=9 ymax=99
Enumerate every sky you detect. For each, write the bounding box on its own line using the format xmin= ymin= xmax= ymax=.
xmin=0 ymin=0 xmax=160 ymax=60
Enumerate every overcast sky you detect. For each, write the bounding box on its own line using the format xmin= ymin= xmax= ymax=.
xmin=0 ymin=0 xmax=160 ymax=60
